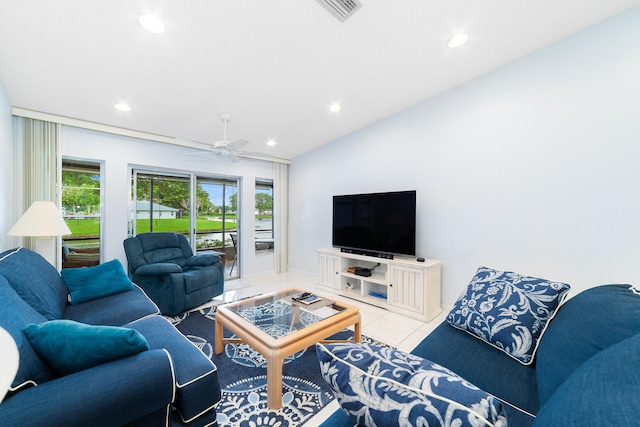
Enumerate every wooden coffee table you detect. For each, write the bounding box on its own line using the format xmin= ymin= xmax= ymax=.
xmin=215 ymin=288 xmax=361 ymax=409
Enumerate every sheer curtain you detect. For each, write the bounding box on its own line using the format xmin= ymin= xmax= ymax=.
xmin=274 ymin=162 xmax=289 ymax=273
xmin=14 ymin=117 xmax=61 ymax=266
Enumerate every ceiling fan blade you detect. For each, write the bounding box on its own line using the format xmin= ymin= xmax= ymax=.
xmin=181 ymin=149 xmax=214 ymax=157
xmin=238 ymin=150 xmax=274 ymax=158
xmin=227 ymin=138 xmax=250 ymax=150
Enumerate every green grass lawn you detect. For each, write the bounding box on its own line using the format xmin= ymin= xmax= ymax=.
xmin=64 ymin=217 xmax=239 ymax=237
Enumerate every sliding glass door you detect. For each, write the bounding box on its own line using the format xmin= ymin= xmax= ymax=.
xmin=194 ymin=177 xmax=239 ymax=279
xmin=131 ymin=169 xmax=240 ymax=280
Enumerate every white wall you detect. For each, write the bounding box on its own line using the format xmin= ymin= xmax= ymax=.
xmin=62 ymin=126 xmax=275 ymax=276
xmin=0 ymin=78 xmax=13 ymax=252
xmin=289 ymin=7 xmax=640 ymax=306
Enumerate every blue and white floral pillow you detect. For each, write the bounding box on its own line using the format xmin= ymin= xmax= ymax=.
xmin=317 ymin=342 xmax=507 ymax=427
xmin=448 ymin=266 xmax=570 ymax=365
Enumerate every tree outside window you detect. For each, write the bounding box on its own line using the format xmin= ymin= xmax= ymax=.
xmin=61 ymin=161 xmax=102 ymax=269
xmin=255 ymin=180 xmax=273 ymax=252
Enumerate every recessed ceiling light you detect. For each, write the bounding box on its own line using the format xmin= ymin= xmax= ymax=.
xmin=114 ymin=103 xmax=132 ymax=112
xmin=267 ymin=139 xmax=277 ymax=146
xmin=139 ymin=15 xmax=165 ymax=33
xmin=329 ymin=103 xmax=342 ymax=113
xmin=448 ymin=33 xmax=468 ymax=48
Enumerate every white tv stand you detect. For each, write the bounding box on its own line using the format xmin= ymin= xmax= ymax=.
xmin=316 ymin=248 xmax=442 ymax=322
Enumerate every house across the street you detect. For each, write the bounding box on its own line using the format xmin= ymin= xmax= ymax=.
xmin=133 ymin=201 xmax=180 ymax=220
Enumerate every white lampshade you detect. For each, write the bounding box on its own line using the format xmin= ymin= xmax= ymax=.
xmin=7 ymin=201 xmax=71 ymax=266
xmin=8 ymin=201 xmax=71 ymax=237
xmin=0 ymin=327 xmax=19 ymax=403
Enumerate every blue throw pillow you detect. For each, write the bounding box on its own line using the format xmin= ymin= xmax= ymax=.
xmin=533 ymin=333 xmax=640 ymax=426
xmin=317 ymin=343 xmax=507 ymax=427
xmin=447 ymin=266 xmax=570 ymax=365
xmin=23 ymin=320 xmax=150 ymax=375
xmin=62 ymin=259 xmax=134 ymax=305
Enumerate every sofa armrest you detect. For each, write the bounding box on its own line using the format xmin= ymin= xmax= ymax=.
xmin=185 ymin=253 xmax=219 ymax=267
xmin=0 ymin=349 xmax=175 ymax=427
xmin=135 ymin=262 xmax=182 ymax=275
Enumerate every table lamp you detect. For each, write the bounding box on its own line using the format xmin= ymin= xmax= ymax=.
xmin=7 ymin=201 xmax=72 ymax=265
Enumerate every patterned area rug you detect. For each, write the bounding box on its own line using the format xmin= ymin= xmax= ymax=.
xmin=168 ymin=302 xmax=388 ymax=426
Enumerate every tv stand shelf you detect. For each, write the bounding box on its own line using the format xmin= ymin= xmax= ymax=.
xmin=316 ymin=248 xmax=442 ymax=322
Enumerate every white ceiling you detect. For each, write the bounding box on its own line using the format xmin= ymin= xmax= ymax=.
xmin=1 ymin=1 xmax=639 ymax=161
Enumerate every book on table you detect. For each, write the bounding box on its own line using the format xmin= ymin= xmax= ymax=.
xmin=292 ymin=292 xmax=322 ymax=305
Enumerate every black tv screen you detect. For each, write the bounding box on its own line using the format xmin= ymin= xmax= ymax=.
xmin=332 ymin=190 xmax=416 ymax=257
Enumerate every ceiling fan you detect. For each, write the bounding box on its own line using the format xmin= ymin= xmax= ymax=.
xmin=180 ymin=113 xmax=270 ymax=163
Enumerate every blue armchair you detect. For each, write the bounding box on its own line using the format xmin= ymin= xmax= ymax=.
xmin=123 ymin=232 xmax=224 ymax=316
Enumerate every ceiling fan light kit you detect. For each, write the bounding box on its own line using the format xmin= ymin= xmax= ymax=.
xmin=181 ymin=112 xmax=272 ymax=163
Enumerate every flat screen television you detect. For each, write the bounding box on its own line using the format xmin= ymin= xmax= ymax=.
xmin=332 ymin=190 xmax=416 ymax=258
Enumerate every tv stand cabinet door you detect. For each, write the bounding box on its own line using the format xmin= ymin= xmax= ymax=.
xmin=388 ymin=266 xmax=425 ymax=317
xmin=317 ymin=251 xmax=340 ymax=291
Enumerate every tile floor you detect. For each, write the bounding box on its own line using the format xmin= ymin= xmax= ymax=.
xmin=209 ymin=270 xmax=449 ymax=426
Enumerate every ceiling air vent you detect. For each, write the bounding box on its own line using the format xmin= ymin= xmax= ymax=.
xmin=315 ymin=0 xmax=363 ymax=22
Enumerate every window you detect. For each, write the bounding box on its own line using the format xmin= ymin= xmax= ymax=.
xmin=61 ymin=160 xmax=102 ymax=269
xmin=132 ymin=171 xmax=190 ymax=234
xmin=255 ymin=179 xmax=274 ymax=252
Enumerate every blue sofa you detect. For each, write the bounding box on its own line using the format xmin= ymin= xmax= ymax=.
xmin=321 ymin=280 xmax=640 ymax=426
xmin=0 ymin=247 xmax=221 ymax=427
xmin=124 ymin=232 xmax=224 ymax=316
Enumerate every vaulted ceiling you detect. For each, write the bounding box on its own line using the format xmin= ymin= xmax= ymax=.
xmin=1 ymin=1 xmax=638 ymax=160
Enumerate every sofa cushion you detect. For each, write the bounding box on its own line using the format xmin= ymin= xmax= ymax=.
xmin=63 ymin=284 xmax=160 ymax=326
xmin=412 ymin=322 xmax=538 ymax=426
xmin=536 ymin=284 xmax=640 ymax=406
xmin=317 ymin=342 xmax=507 ymax=427
xmin=533 ymin=332 xmax=640 ymax=426
xmin=447 ymin=266 xmax=570 ymax=365
xmin=145 ymin=248 xmax=186 ymax=266
xmin=23 ymin=319 xmax=150 ymax=375
xmin=137 ymin=232 xmax=188 ymax=267
xmin=0 ymin=247 xmax=68 ymax=320
xmin=62 ymin=259 xmax=134 ymax=304
xmin=0 ymin=275 xmax=56 ymax=392
xmin=135 ymin=262 xmax=183 ymax=275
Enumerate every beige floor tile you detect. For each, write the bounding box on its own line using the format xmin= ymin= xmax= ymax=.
xmin=362 ymin=317 xmax=416 ymax=347
xmin=358 ymin=309 xmax=382 ymax=328
xmin=397 ymin=329 xmax=429 ymax=353
xmin=352 ymin=300 xmax=388 ymax=317
xmin=380 ymin=311 xmax=425 ymax=330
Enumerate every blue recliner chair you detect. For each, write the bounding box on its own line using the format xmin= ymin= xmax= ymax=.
xmin=123 ymin=232 xmax=224 ymax=316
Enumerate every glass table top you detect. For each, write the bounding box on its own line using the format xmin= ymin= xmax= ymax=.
xmin=225 ymin=289 xmax=346 ymax=339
